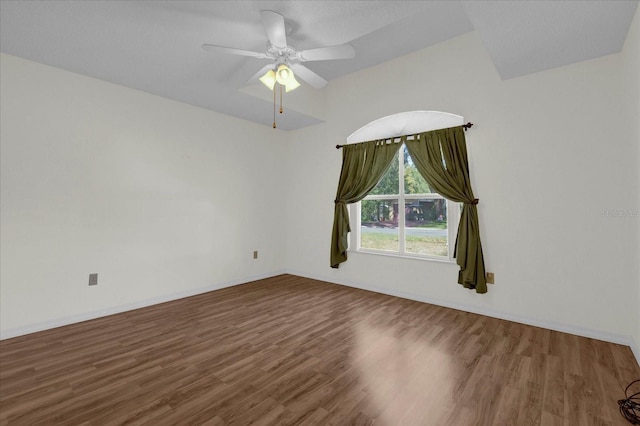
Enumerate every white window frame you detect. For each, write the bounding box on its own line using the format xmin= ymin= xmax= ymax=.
xmin=345 ymin=111 xmax=466 ymax=263
xmin=349 ymin=146 xmax=460 ymax=263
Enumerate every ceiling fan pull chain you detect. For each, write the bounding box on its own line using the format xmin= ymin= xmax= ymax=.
xmin=280 ymin=84 xmax=283 ymax=114
xmin=273 ymin=84 xmax=277 ymax=129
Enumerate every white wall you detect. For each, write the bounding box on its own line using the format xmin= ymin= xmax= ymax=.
xmin=0 ymin=53 xmax=286 ymax=337
xmin=623 ymin=9 xmax=640 ymax=363
xmin=285 ymin=16 xmax=640 ymax=346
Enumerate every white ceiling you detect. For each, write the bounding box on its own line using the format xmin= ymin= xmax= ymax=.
xmin=1 ymin=1 xmax=637 ymax=130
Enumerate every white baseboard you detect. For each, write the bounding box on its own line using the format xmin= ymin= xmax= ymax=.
xmin=286 ymin=268 xmax=638 ymax=353
xmin=0 ymin=270 xmax=286 ymax=341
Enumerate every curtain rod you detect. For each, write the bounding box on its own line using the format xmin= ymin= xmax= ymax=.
xmin=335 ymin=122 xmax=474 ymax=149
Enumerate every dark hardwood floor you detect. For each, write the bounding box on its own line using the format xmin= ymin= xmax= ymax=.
xmin=1 ymin=274 xmax=638 ymax=425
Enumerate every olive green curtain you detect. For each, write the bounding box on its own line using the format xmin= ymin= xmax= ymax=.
xmin=330 ymin=139 xmax=401 ymax=268
xmin=405 ymin=126 xmax=487 ymax=293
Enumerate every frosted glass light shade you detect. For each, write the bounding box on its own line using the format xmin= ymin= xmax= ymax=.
xmin=275 ymin=64 xmax=291 ymax=85
xmin=285 ymin=74 xmax=300 ymax=92
xmin=259 ymin=69 xmax=276 ymax=90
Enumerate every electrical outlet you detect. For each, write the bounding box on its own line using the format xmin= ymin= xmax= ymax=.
xmin=89 ymin=273 xmax=98 ymax=286
xmin=253 ymin=250 xmax=258 ymax=259
xmin=486 ymin=272 xmax=495 ymax=284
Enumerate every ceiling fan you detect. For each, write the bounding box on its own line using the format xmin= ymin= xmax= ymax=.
xmin=202 ymin=10 xmax=356 ymax=91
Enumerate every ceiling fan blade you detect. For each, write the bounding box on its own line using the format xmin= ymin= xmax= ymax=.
xmin=290 ymin=64 xmax=328 ymax=89
xmin=261 ymin=10 xmax=287 ymax=49
xmin=299 ymin=44 xmax=356 ymax=62
xmin=202 ymin=44 xmax=266 ymax=58
xmin=247 ymin=64 xmax=275 ymax=84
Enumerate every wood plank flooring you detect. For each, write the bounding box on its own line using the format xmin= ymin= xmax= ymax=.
xmin=1 ymin=274 xmax=639 ymax=425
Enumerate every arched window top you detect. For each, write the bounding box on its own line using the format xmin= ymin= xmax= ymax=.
xmin=346 ymin=111 xmax=464 ymax=144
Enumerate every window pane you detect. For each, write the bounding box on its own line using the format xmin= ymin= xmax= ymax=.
xmin=405 ymin=198 xmax=448 ymax=257
xmin=370 ymin=151 xmax=399 ymax=195
xmin=403 ymin=145 xmax=433 ymax=194
xmin=360 ymin=199 xmax=399 ymax=252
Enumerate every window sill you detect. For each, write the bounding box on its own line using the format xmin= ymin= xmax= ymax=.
xmin=349 ymin=249 xmax=458 ymax=265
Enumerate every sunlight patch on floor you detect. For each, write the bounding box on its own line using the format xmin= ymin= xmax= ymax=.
xmin=353 ymin=319 xmax=455 ymax=424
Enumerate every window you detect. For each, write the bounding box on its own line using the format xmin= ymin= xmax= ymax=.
xmin=352 ymin=144 xmax=459 ymax=261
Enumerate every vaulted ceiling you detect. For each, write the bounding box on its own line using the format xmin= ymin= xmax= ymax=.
xmin=1 ymin=1 xmax=637 ymax=130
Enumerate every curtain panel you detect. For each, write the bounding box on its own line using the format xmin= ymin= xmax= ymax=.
xmin=330 ymin=139 xmax=401 ymax=268
xmin=405 ymin=126 xmax=487 ymax=293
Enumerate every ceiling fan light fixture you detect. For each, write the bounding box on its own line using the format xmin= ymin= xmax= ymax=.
xmin=261 ymin=64 xmax=300 ymax=92
xmin=259 ymin=69 xmax=276 ymax=90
